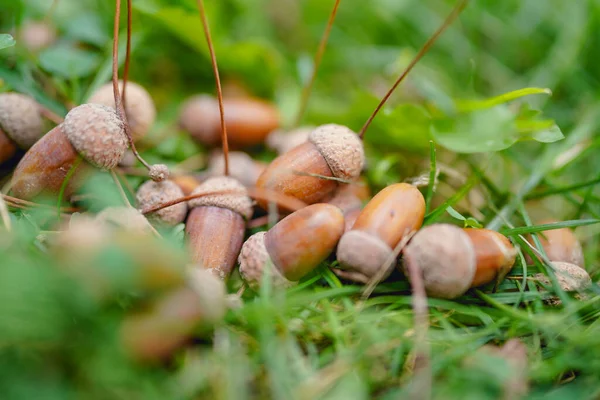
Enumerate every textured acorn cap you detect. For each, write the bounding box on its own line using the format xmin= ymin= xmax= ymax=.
xmin=238 ymin=232 xmax=292 ymax=289
xmin=535 ymin=261 xmax=591 ymax=292
xmin=136 ymin=180 xmax=187 ymax=226
xmin=0 ymin=93 xmax=44 ymax=149
xmin=149 ymin=163 xmax=170 ymax=182
xmin=335 ymin=230 xmax=394 ymax=284
xmin=88 ymin=81 xmax=156 ymax=141
xmin=63 ymin=103 xmax=128 ymax=169
xmin=189 ymin=176 xmax=253 ymax=220
xmin=403 ymin=224 xmax=476 ymax=299
xmin=308 ymin=124 xmax=365 ymax=181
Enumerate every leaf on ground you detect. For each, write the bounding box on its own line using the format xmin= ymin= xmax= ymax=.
xmin=0 ymin=34 xmax=15 ymax=50
xmin=39 ymin=45 xmax=101 ymax=79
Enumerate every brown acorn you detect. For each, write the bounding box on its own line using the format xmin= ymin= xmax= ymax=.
xmin=185 ymin=176 xmax=253 ymax=279
xmin=527 ymin=220 xmax=585 ymax=268
xmin=179 ymin=94 xmax=279 ymax=148
xmin=0 ymin=93 xmax=45 ymax=164
xmin=10 ymin=104 xmax=127 ymax=199
xmin=238 ymin=203 xmax=345 ymax=288
xmin=403 ymin=224 xmax=476 ymax=299
xmin=464 ymin=228 xmax=517 ymax=288
xmin=326 ymin=179 xmax=371 ymax=232
xmin=256 ymin=124 xmax=365 ymax=209
xmin=88 ymin=81 xmax=156 ymax=141
xmin=334 ymin=183 xmax=425 ymax=283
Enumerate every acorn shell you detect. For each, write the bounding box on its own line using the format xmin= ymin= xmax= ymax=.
xmin=189 ymin=176 xmax=253 ymax=220
xmin=0 ymin=93 xmax=44 ymax=149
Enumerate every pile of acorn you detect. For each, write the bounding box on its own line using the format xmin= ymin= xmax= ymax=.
xmin=0 ymin=0 xmax=591 ymax=362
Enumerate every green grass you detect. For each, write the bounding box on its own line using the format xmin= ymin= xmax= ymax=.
xmin=2 ymin=0 xmax=600 ymax=399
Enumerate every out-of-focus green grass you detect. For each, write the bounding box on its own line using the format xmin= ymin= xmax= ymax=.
xmin=1 ymin=0 xmax=600 ymax=398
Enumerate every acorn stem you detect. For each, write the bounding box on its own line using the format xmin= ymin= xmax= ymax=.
xmin=37 ymin=105 xmax=64 ymax=124
xmin=195 ymin=0 xmax=229 ymax=176
xmin=112 ymin=0 xmax=151 ymax=172
xmin=358 ymin=0 xmax=469 ymax=139
xmin=122 ymin=0 xmax=132 ymax=108
xmin=294 ymin=0 xmax=341 ymax=127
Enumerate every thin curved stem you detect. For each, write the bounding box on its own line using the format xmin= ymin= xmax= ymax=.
xmin=294 ymin=0 xmax=341 ymax=127
xmin=122 ymin=0 xmax=132 ymax=107
xmin=359 ymin=0 xmax=469 ymax=139
xmin=113 ymin=0 xmax=151 ymax=171
xmin=196 ymin=0 xmax=229 ymax=176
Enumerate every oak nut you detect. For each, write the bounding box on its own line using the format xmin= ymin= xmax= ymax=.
xmin=403 ymin=223 xmax=476 ymax=299
xmin=334 ymin=183 xmax=425 ymax=283
xmin=535 ymin=261 xmax=591 ymax=292
xmin=0 ymin=93 xmax=45 ymax=163
xmin=464 ymin=228 xmax=517 ymax=288
xmin=11 ymin=104 xmax=127 ymax=199
xmin=186 ymin=176 xmax=253 ymax=279
xmin=239 ymin=203 xmax=345 ymax=288
xmin=528 ymin=220 xmax=585 ymax=268
xmin=179 ymin=94 xmax=279 ymax=148
xmin=256 ymin=124 xmax=365 ymax=208
xmin=88 ymin=81 xmax=156 ymax=141
xmin=136 ymin=179 xmax=188 ymax=226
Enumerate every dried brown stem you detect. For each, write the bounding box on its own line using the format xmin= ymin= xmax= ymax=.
xmin=38 ymin=104 xmax=64 ymax=124
xmin=122 ymin=0 xmax=132 ymax=108
xmin=359 ymin=0 xmax=469 ymax=139
xmin=113 ymin=0 xmax=151 ymax=171
xmin=294 ymin=0 xmax=342 ymax=127
xmin=2 ymin=194 xmax=78 ymax=213
xmin=195 ymin=0 xmax=229 ymax=176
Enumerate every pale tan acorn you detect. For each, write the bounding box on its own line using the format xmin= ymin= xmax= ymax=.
xmin=88 ymin=81 xmax=156 ymax=141
xmin=19 ymin=20 xmax=57 ymax=52
xmin=335 ymin=183 xmax=425 ymax=283
xmin=403 ymin=223 xmax=476 ymax=299
xmin=464 ymin=228 xmax=517 ymax=288
xmin=238 ymin=203 xmax=345 ymax=288
xmin=136 ymin=179 xmax=188 ymax=226
xmin=535 ymin=261 xmax=591 ymax=292
xmin=527 ymin=220 xmax=585 ymax=268
xmin=10 ymin=103 xmax=128 ymax=199
xmin=179 ymin=94 xmax=279 ymax=148
xmin=0 ymin=93 xmax=45 ymax=164
xmin=256 ymin=124 xmax=365 ymax=209
xmin=185 ymin=176 xmax=253 ymax=279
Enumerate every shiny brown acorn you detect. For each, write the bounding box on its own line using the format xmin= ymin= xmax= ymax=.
xmin=10 ymin=103 xmax=128 ymax=200
xmin=403 ymin=223 xmax=476 ymax=299
xmin=256 ymin=124 xmax=365 ymax=209
xmin=464 ymin=228 xmax=517 ymax=288
xmin=239 ymin=203 xmax=345 ymax=288
xmin=0 ymin=93 xmax=46 ymax=165
xmin=185 ymin=176 xmax=253 ymax=279
xmin=527 ymin=220 xmax=585 ymax=268
xmin=179 ymin=94 xmax=279 ymax=148
xmin=334 ymin=183 xmax=425 ymax=283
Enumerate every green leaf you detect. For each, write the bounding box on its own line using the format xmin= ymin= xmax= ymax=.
xmin=39 ymin=45 xmax=101 ymax=79
xmin=446 ymin=205 xmax=466 ymax=221
xmin=0 ymin=34 xmax=15 ymax=50
xmin=456 ymin=87 xmax=552 ymax=112
xmin=366 ymin=103 xmax=432 ymax=151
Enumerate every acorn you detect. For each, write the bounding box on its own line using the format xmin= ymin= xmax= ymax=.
xmin=88 ymin=81 xmax=156 ymax=142
xmin=403 ymin=224 xmax=476 ymax=299
xmin=464 ymin=228 xmax=517 ymax=288
xmin=266 ymin=126 xmax=313 ymax=154
xmin=120 ymin=268 xmax=226 ymax=362
xmin=535 ymin=261 xmax=591 ymax=292
xmin=326 ymin=179 xmax=371 ymax=232
xmin=10 ymin=103 xmax=128 ymax=199
xmin=19 ymin=20 xmax=56 ymax=52
xmin=256 ymin=124 xmax=365 ymax=209
xmin=334 ymin=183 xmax=425 ymax=283
xmin=204 ymin=150 xmax=266 ymax=187
xmin=0 ymin=93 xmax=45 ymax=164
xmin=238 ymin=203 xmax=345 ymax=288
xmin=185 ymin=176 xmax=253 ymax=279
xmin=136 ymin=179 xmax=188 ymax=226
xmin=179 ymin=94 xmax=279 ymax=148
xmin=527 ymin=220 xmax=585 ymax=268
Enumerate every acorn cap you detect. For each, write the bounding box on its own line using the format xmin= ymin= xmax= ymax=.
xmin=0 ymin=93 xmax=44 ymax=149
xmin=238 ymin=232 xmax=292 ymax=289
xmin=309 ymin=124 xmax=365 ymax=181
xmin=88 ymin=81 xmax=156 ymax=141
xmin=535 ymin=261 xmax=591 ymax=292
xmin=404 ymin=223 xmax=476 ymax=299
xmin=149 ymin=163 xmax=170 ymax=182
xmin=189 ymin=176 xmax=253 ymax=220
xmin=136 ymin=179 xmax=188 ymax=226
xmin=63 ymin=103 xmax=128 ymax=169
xmin=335 ymin=230 xmax=394 ymax=284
